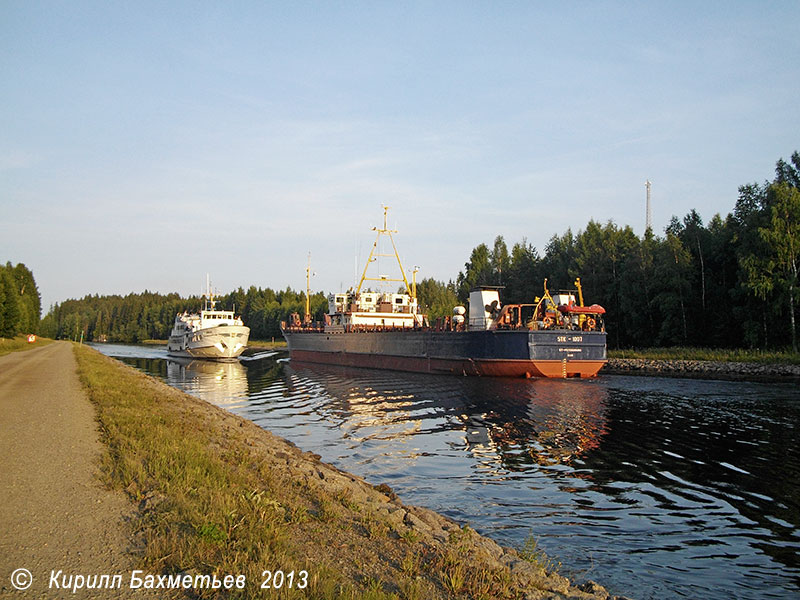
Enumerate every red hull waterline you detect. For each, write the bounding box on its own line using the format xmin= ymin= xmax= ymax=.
xmin=290 ymin=349 xmax=606 ymax=378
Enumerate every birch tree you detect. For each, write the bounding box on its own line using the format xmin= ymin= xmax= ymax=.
xmin=760 ymin=182 xmax=800 ymax=352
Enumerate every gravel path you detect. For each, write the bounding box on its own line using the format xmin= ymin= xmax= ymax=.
xmin=0 ymin=342 xmax=150 ymax=598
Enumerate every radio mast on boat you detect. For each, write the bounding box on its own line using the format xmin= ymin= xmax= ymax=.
xmin=305 ymin=252 xmax=314 ymax=324
xmin=356 ymin=206 xmax=414 ymax=300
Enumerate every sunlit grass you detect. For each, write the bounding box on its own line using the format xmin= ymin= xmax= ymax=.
xmin=519 ymin=535 xmax=561 ymax=574
xmin=609 ymin=346 xmax=800 ymax=364
xmin=247 ymin=339 xmax=288 ymax=349
xmin=74 ymin=344 xmax=353 ymax=598
xmin=0 ymin=334 xmax=53 ymax=356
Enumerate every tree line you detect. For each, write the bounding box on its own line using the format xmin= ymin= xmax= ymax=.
xmin=421 ymin=151 xmax=798 ymax=351
xmin=39 ymin=287 xmax=329 ymax=343
xmin=39 ymin=151 xmax=799 ymax=351
xmin=0 ymin=262 xmax=41 ymax=337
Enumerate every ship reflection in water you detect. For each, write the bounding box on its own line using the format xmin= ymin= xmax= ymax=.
xmin=277 ymin=361 xmax=610 ymax=477
xmin=165 ymin=358 xmax=249 ymax=408
xmin=103 ymin=345 xmax=800 ymax=600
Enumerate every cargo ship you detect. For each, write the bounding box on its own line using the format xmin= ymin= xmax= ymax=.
xmin=281 ymin=208 xmax=606 ymax=378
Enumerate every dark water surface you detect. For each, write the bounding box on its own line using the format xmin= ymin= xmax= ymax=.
xmin=93 ymin=344 xmax=800 ymax=599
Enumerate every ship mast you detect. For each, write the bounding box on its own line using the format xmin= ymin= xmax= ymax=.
xmin=355 ymin=206 xmax=414 ymax=299
xmin=205 ymin=273 xmax=216 ymax=311
xmin=304 ymin=252 xmax=312 ymax=324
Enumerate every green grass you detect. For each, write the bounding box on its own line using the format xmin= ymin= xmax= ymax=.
xmin=519 ymin=535 xmax=561 ymax=574
xmin=247 ymin=339 xmax=288 ymax=349
xmin=72 ymin=344 xmax=553 ymax=600
xmin=0 ymin=334 xmax=53 ymax=356
xmin=609 ymin=346 xmax=800 ymax=364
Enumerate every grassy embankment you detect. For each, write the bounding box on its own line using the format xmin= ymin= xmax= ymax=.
xmin=73 ymin=345 xmax=563 ymax=600
xmin=608 ymin=347 xmax=800 ymax=364
xmin=0 ymin=334 xmax=54 ymax=357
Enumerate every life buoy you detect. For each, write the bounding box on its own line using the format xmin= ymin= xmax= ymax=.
xmin=543 ymin=315 xmax=554 ymax=328
xmin=586 ymin=317 xmax=596 ymax=330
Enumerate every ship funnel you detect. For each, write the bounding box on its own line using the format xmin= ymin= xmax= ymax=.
xmin=469 ymin=289 xmax=501 ymax=330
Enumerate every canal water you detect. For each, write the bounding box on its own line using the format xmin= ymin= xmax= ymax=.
xmin=93 ymin=344 xmax=800 ymax=600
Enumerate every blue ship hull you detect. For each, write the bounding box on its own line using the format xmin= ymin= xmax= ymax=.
xmin=282 ymin=328 xmax=607 ymax=378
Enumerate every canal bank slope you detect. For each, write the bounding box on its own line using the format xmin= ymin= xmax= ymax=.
xmin=7 ymin=342 xmax=629 ymax=599
xmin=603 ymin=357 xmax=800 ymax=382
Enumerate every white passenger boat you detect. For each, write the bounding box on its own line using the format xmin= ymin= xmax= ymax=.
xmin=167 ymin=280 xmax=250 ymax=361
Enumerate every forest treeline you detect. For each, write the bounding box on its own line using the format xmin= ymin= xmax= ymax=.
xmin=39 ymin=288 xmax=329 ymax=343
xmin=40 ymin=152 xmax=799 ymax=351
xmin=445 ymin=151 xmax=800 ymax=351
xmin=0 ymin=262 xmax=41 ymax=337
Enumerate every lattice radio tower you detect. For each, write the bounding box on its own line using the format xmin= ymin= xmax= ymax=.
xmin=645 ymin=179 xmax=652 ymax=232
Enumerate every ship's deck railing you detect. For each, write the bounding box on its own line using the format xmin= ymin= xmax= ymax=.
xmin=280 ymin=320 xmax=474 ymax=333
xmin=280 ymin=319 xmax=606 ymax=334
xmin=282 ymin=323 xmax=425 ymax=333
xmin=313 ymin=317 xmax=464 ymax=332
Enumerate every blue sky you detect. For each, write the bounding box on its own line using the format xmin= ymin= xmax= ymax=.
xmin=2 ymin=1 xmax=798 ymax=311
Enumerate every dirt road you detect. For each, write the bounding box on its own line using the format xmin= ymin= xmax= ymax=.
xmin=0 ymin=342 xmax=147 ymax=598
